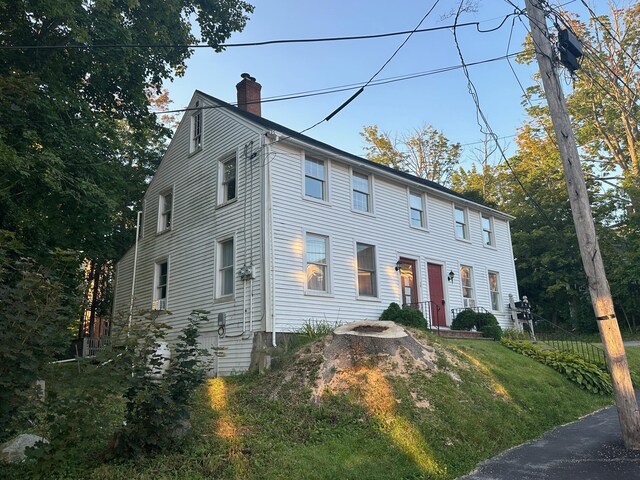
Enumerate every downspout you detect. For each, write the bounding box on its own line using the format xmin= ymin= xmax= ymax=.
xmin=127 ymin=210 xmax=142 ymax=332
xmin=263 ymin=136 xmax=277 ymax=347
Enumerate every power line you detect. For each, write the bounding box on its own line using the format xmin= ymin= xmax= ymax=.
xmin=0 ymin=15 xmax=518 ymax=51
xmin=453 ymin=0 xmax=563 ymax=236
xmin=575 ymin=0 xmax=640 ymax=73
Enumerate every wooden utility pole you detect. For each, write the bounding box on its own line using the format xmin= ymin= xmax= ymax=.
xmin=524 ymin=0 xmax=640 ymax=449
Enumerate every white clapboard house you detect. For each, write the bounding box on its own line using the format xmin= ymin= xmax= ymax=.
xmin=113 ymin=74 xmax=519 ymax=375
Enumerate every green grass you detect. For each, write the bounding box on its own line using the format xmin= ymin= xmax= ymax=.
xmin=5 ymin=336 xmax=625 ymax=480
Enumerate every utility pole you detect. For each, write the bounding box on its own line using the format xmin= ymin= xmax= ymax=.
xmin=524 ymin=0 xmax=640 ymax=449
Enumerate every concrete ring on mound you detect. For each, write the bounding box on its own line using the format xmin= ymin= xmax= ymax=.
xmin=334 ymin=320 xmax=408 ymax=338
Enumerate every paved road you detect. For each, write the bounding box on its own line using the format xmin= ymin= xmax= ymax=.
xmin=460 ymin=398 xmax=640 ymax=479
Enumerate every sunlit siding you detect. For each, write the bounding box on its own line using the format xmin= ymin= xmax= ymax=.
xmin=269 ymin=142 xmax=518 ymax=330
xmin=113 ymin=94 xmax=264 ymax=375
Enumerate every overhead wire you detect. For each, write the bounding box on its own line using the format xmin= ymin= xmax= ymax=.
xmin=1 ymin=14 xmax=519 ymax=51
xmin=454 ymin=0 xmax=563 ymax=235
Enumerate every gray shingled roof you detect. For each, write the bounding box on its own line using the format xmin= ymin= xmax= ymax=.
xmin=196 ymin=90 xmax=513 ymax=219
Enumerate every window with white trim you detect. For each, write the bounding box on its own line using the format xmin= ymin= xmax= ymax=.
xmin=352 ymin=171 xmax=371 ymax=212
xmin=219 ymin=154 xmax=237 ymax=203
xmin=488 ymin=271 xmax=501 ymax=311
xmin=454 ymin=206 xmax=469 ymax=240
xmin=190 ymin=102 xmax=203 ymax=153
xmin=482 ymin=215 xmax=494 ymax=246
xmin=356 ymin=243 xmax=377 ymax=297
xmin=306 ymin=233 xmax=329 ymax=292
xmin=158 ymin=190 xmax=173 ymax=232
xmin=409 ymin=191 xmax=426 ymax=228
xmin=460 ymin=265 xmax=476 ymax=308
xmin=305 ymin=157 xmax=326 ymax=200
xmin=153 ymin=260 xmax=168 ymax=310
xmin=217 ymin=238 xmax=234 ymax=297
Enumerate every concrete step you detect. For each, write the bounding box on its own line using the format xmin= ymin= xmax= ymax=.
xmin=431 ymin=329 xmax=485 ymax=339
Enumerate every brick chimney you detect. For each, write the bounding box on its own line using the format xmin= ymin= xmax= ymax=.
xmin=236 ymin=73 xmax=262 ymax=116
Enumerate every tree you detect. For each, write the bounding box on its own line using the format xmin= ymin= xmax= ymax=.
xmin=0 ymin=1 xmax=254 ymax=316
xmin=360 ymin=124 xmax=461 ymax=185
xmin=360 ymin=125 xmax=406 ymax=170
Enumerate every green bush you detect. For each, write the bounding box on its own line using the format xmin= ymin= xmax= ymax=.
xmin=501 ymin=339 xmax=612 ymax=395
xmin=480 ymin=325 xmax=503 ymax=340
xmin=379 ymin=302 xmax=402 ymax=321
xmin=451 ymin=310 xmax=501 ymax=339
xmin=450 ymin=310 xmax=476 ymax=330
xmin=379 ymin=303 xmax=426 ymax=329
xmin=108 ymin=310 xmax=213 ymax=458
xmin=502 ymin=328 xmax=530 ymax=341
xmin=0 ymin=236 xmax=78 ymax=440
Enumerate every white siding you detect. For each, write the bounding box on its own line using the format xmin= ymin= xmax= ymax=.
xmin=268 ymin=142 xmax=519 ymax=330
xmin=113 ymin=94 xmax=264 ymax=375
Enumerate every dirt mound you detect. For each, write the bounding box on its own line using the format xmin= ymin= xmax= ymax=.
xmin=289 ymin=321 xmax=438 ymax=401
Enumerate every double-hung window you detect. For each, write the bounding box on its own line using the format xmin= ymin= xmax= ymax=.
xmin=488 ymin=271 xmax=501 ymax=311
xmin=305 ymin=157 xmax=326 ymax=200
xmin=454 ymin=206 xmax=469 ymax=240
xmin=306 ymin=233 xmax=329 ymax=292
xmin=219 ymin=154 xmax=237 ymax=203
xmin=158 ymin=190 xmax=173 ymax=232
xmin=153 ymin=260 xmax=168 ymax=310
xmin=352 ymin=171 xmax=371 ymax=212
xmin=218 ymin=238 xmax=234 ymax=298
xmin=190 ymin=102 xmax=203 ymax=153
xmin=356 ymin=243 xmax=377 ymax=297
xmin=460 ymin=265 xmax=476 ymax=308
xmin=410 ymin=191 xmax=426 ymax=228
xmin=481 ymin=215 xmax=494 ymax=246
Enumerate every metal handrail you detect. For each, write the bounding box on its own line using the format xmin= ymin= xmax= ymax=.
xmin=450 ymin=306 xmax=491 ymax=318
xmin=532 ymin=314 xmax=606 ymax=368
xmin=404 ymin=301 xmax=443 ymax=335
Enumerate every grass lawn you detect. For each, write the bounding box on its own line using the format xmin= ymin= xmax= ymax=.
xmin=5 ymin=335 xmax=623 ymax=480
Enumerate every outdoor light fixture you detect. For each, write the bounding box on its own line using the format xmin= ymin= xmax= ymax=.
xmin=395 ymin=260 xmax=402 ymax=272
xmin=448 ymin=270 xmax=455 ymax=283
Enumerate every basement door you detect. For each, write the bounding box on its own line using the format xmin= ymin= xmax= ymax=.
xmin=427 ymin=263 xmax=446 ymax=327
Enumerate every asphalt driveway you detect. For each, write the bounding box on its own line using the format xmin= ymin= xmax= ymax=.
xmin=460 ymin=396 xmax=640 ymax=479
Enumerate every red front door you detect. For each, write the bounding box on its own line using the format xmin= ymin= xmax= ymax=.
xmin=427 ymin=263 xmax=446 ymax=327
xmin=399 ymin=258 xmax=418 ymax=307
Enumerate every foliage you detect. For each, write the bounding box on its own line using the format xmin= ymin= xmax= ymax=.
xmin=502 ymin=328 xmax=530 ymax=341
xmin=0 ymin=234 xmax=78 ymax=440
xmin=0 ymin=0 xmax=254 ymax=349
xmin=5 ymin=337 xmax=620 ymax=479
xmin=297 ymin=318 xmax=340 ymax=339
xmin=451 ymin=310 xmax=501 ymax=339
xmin=501 ymin=339 xmax=612 ymax=395
xmin=360 ymin=124 xmax=461 ymax=185
xmin=450 ymin=309 xmax=476 ymax=330
xmin=479 ymin=324 xmax=503 ymax=341
xmin=379 ymin=302 xmax=426 ymax=329
xmin=107 ymin=310 xmax=213 ymax=458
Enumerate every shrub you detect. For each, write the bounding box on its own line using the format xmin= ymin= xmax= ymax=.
xmin=106 ymin=309 xmax=214 ymax=458
xmin=379 ymin=303 xmax=426 ymax=329
xmin=379 ymin=302 xmax=402 ymax=321
xmin=450 ymin=310 xmax=476 ymax=330
xmin=501 ymin=339 xmax=612 ymax=395
xmin=0 ymin=238 xmax=77 ymax=440
xmin=480 ymin=325 xmax=503 ymax=340
xmin=298 ymin=318 xmax=340 ymax=339
xmin=502 ymin=328 xmax=530 ymax=341
xmin=451 ymin=309 xmax=501 ymax=340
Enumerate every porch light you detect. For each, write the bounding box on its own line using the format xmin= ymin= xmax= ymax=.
xmin=448 ymin=270 xmax=455 ymax=283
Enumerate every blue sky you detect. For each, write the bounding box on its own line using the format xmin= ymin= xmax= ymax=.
xmin=166 ymin=0 xmax=596 ymax=167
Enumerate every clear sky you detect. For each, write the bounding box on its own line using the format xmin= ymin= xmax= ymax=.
xmin=166 ymin=0 xmax=598 ymax=167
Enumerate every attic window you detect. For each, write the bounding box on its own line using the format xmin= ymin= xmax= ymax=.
xmin=190 ymin=101 xmax=202 ymax=153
